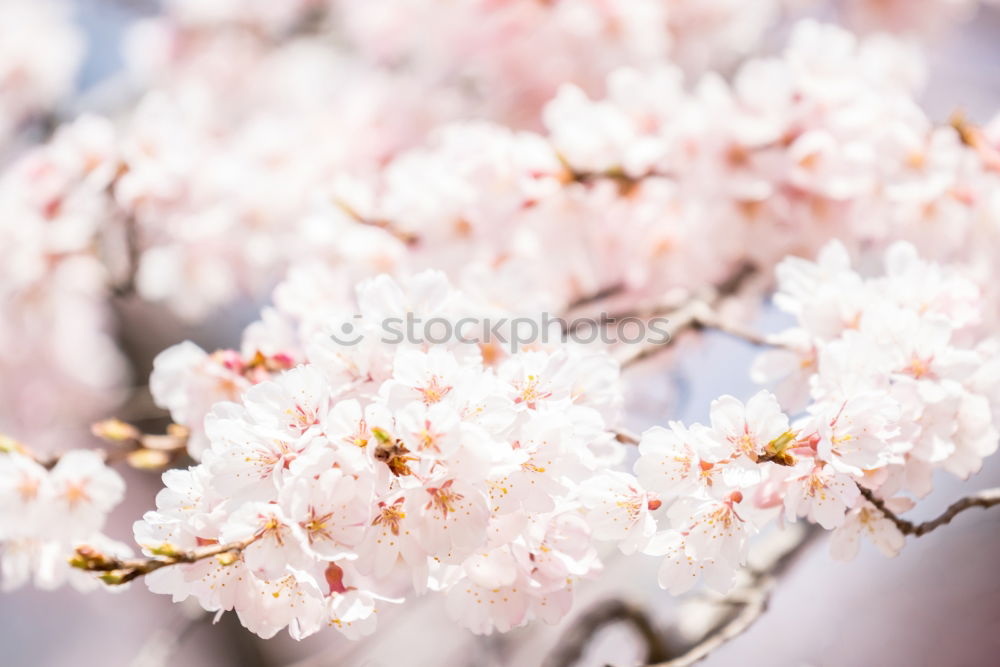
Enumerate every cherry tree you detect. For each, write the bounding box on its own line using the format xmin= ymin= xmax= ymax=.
xmin=2 ymin=1 xmax=1000 ymax=665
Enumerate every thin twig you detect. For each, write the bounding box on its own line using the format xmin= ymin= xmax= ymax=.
xmin=858 ymin=485 xmax=1000 ymax=537
xmin=618 ymin=299 xmax=707 ymax=368
xmin=555 ymin=150 xmax=673 ymax=194
xmin=951 ymin=111 xmax=1000 ymax=173
xmin=333 ymin=199 xmax=420 ymax=246
xmin=566 ymin=168 xmax=672 ymax=196
xmin=615 ymin=429 xmax=640 ymax=446
xmin=617 ymin=263 xmax=758 ymax=368
xmin=565 ymin=282 xmax=626 ymax=312
xmin=691 ymin=313 xmax=772 ymax=348
xmin=71 ymin=536 xmax=257 ymax=585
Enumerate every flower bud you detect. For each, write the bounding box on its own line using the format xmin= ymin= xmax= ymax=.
xmin=91 ymin=419 xmax=141 ymax=443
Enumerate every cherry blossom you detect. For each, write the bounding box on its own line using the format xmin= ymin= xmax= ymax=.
xmin=829 ymin=497 xmax=910 ymax=560
xmin=633 ymin=240 xmax=1000 ymax=596
xmin=331 ymin=0 xmax=790 ymax=127
xmin=134 ymin=271 xmax=632 ymax=638
xmin=3 ymin=1 xmax=1000 ymax=658
xmin=0 ymin=447 xmax=127 ymax=592
xmin=0 ymin=115 xmax=128 ymax=455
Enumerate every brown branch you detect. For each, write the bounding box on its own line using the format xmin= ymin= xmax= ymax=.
xmin=555 ymin=134 xmax=798 ymax=196
xmin=89 ymin=163 xmax=140 ymax=299
xmin=565 ymin=167 xmax=672 ymax=196
xmin=71 ymin=536 xmax=257 ymax=585
xmin=652 ymin=576 xmax=773 ymax=667
xmin=544 ymin=600 xmax=673 ymax=667
xmin=617 ymin=262 xmax=759 ymax=368
xmin=554 ymin=151 xmax=673 ymax=194
xmin=950 ymin=111 xmax=1000 ymax=173
xmin=858 ymin=485 xmax=1000 ymax=537
xmin=333 ymin=199 xmax=420 ymax=246
xmin=565 ymin=282 xmax=626 ymax=312
xmin=691 ymin=313 xmax=772 ymax=348
xmin=544 ymin=525 xmax=818 ymax=667
xmin=615 ymin=428 xmax=639 ymax=446
xmin=618 ymin=301 xmax=703 ymax=368
xmin=110 ymin=213 xmax=140 ymax=298
xmin=646 ymin=526 xmax=820 ymax=667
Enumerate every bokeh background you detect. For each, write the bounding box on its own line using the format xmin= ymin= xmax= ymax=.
xmin=2 ymin=2 xmax=1000 ymax=666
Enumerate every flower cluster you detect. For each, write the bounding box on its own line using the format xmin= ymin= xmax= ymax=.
xmin=136 ymin=271 xmax=639 ymax=638
xmin=0 ymin=115 xmax=128 ymax=453
xmin=331 ymin=0 xmax=791 ymax=126
xmin=756 ymin=240 xmax=1000 ymax=518
xmin=104 ymin=0 xmax=797 ymax=316
xmin=148 ymin=261 xmax=374 ymax=459
xmin=314 ymin=20 xmax=1000 ymax=326
xmin=150 ymin=343 xmax=296 ymax=459
xmin=112 ymin=39 xmax=453 ymax=320
xmin=9 ymin=18 xmax=1000 ymax=329
xmin=2 ymin=2 xmax=1000 ymax=654
xmin=634 ymin=392 xmax=786 ymax=593
xmin=631 ymin=240 xmax=1000 ymax=595
xmin=0 ymin=444 xmax=128 ymax=591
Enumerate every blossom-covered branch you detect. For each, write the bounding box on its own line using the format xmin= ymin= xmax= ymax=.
xmin=858 ymin=485 xmax=1000 ymax=537
xmin=70 ymin=537 xmax=257 ymax=585
xmin=4 ymin=1 xmax=1000 ymax=660
xmin=649 ymin=527 xmax=819 ymax=667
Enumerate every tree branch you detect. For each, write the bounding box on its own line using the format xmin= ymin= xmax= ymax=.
xmin=615 ymin=428 xmax=639 ymax=446
xmin=646 ymin=525 xmax=819 ymax=667
xmin=651 ymin=576 xmax=773 ymax=667
xmin=618 ymin=298 xmax=707 ymax=369
xmin=565 ymin=282 xmax=626 ymax=312
xmin=858 ymin=485 xmax=1000 ymax=537
xmin=71 ymin=537 xmax=257 ymax=585
xmin=691 ymin=312 xmax=773 ymax=348
xmin=950 ymin=111 xmax=1000 ymax=173
xmin=333 ymin=199 xmax=420 ymax=246
xmin=110 ymin=213 xmax=140 ymax=298
xmin=544 ymin=600 xmax=673 ymax=667
xmin=544 ymin=524 xmax=818 ymax=667
xmin=564 ymin=167 xmax=672 ymax=196
xmin=616 ymin=262 xmax=759 ymax=368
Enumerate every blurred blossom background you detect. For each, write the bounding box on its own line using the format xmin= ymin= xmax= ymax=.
xmin=1 ymin=1 xmax=1000 ymax=665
